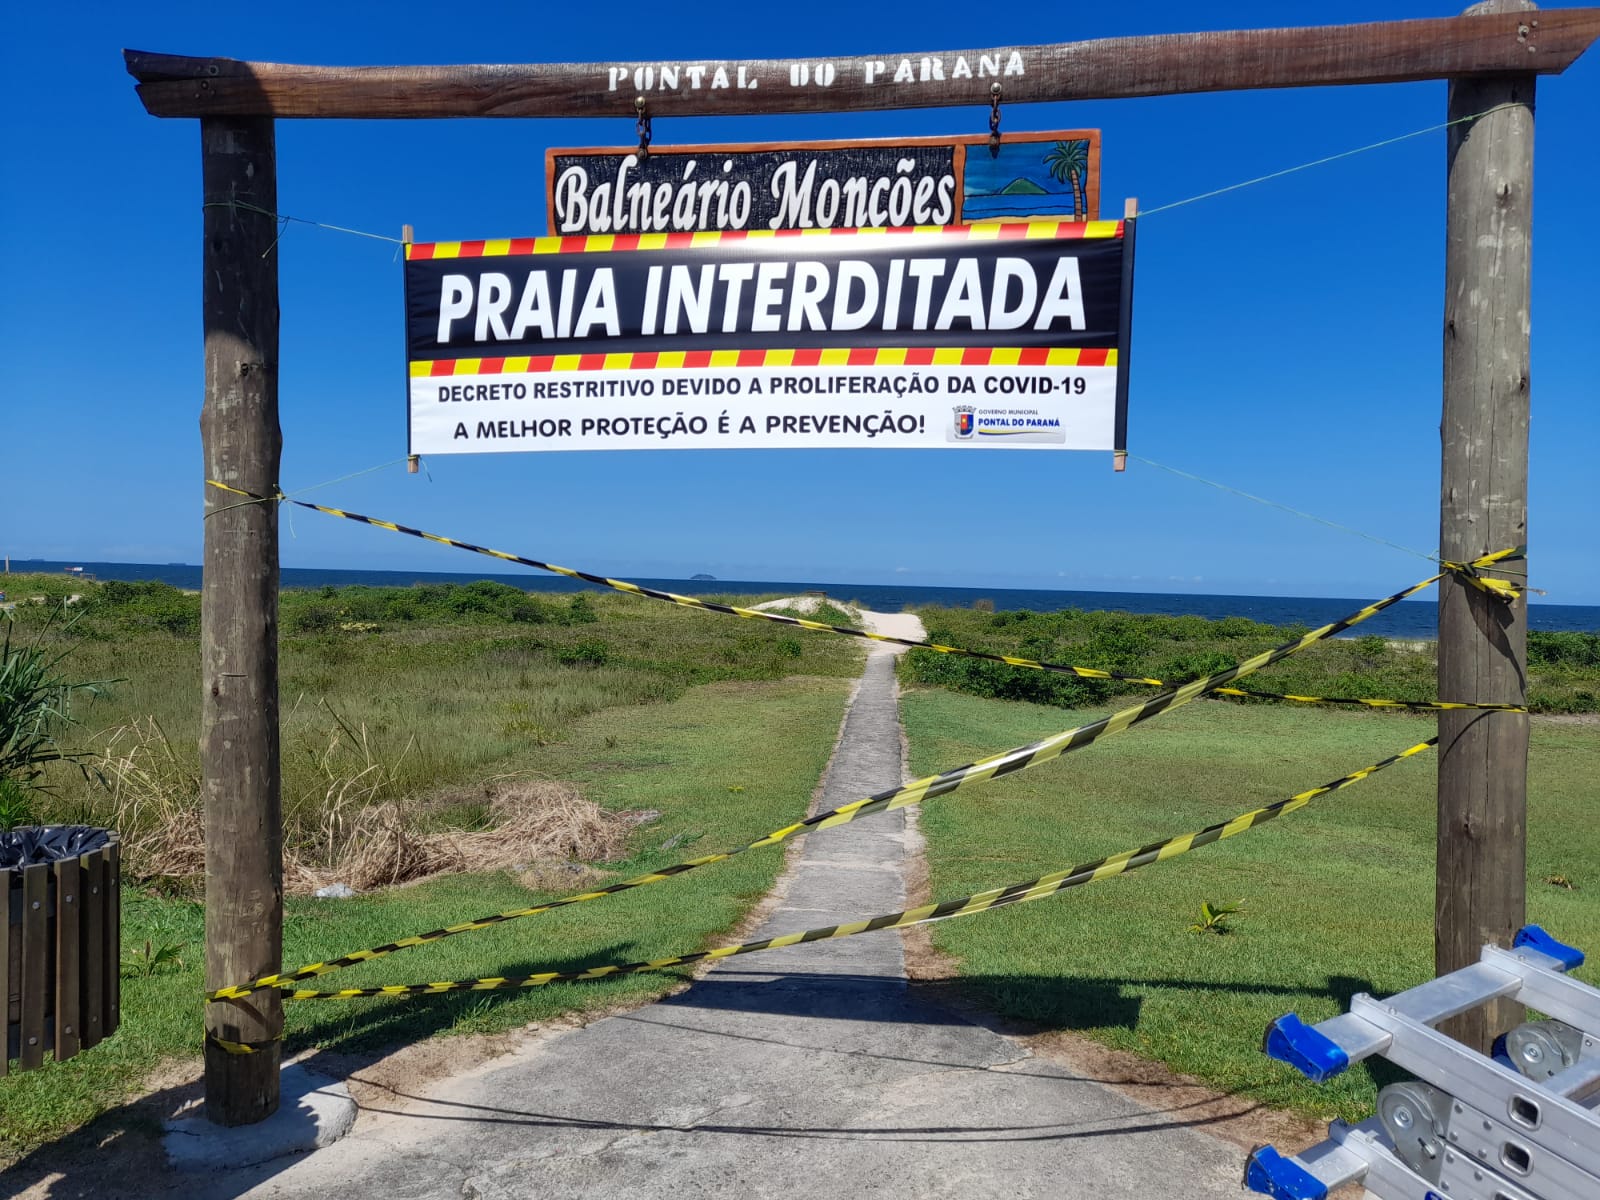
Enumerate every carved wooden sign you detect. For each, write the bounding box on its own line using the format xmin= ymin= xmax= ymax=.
xmin=545 ymin=131 xmax=1100 ymax=236
xmin=126 ymin=14 xmax=1600 ymax=119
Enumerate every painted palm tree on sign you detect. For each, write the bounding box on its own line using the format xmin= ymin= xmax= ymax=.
xmin=1043 ymin=139 xmax=1090 ymax=221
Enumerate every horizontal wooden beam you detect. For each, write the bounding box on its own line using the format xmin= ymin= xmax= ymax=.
xmin=126 ymin=10 xmax=1600 ymax=120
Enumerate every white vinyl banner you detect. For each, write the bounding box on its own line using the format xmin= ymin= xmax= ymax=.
xmin=403 ymin=222 xmax=1132 ymax=455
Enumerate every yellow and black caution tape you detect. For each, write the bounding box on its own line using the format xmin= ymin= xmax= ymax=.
xmin=275 ymin=738 xmax=1437 ymax=1000
xmin=1207 ymin=689 xmax=1523 ymax=713
xmin=208 ymin=559 xmax=1491 ymax=1002
xmin=206 ymin=480 xmax=1163 ymax=685
xmin=204 ymin=481 xmax=1524 ymax=714
xmin=205 ymin=1032 xmax=281 ymax=1056
xmin=1441 ymin=555 xmax=1522 ymax=603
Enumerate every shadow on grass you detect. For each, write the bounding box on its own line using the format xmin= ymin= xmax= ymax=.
xmin=909 ymin=971 xmax=1379 ymax=1031
xmin=906 ymin=969 xmax=1412 ymax=1095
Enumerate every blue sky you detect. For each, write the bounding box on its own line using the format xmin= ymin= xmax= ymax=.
xmin=2 ymin=3 xmax=1596 ymax=602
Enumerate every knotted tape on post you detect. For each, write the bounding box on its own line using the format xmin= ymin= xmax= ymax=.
xmin=1441 ymin=546 xmax=1525 ymax=603
xmin=275 ymin=738 xmax=1436 ymax=1000
xmin=208 ymin=561 xmax=1470 ymax=1001
xmin=206 ymin=1032 xmax=281 ymax=1056
xmin=202 ymin=482 xmax=1525 ymax=714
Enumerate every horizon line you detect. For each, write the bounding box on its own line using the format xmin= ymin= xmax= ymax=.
xmin=6 ymin=556 xmax=1594 ymax=609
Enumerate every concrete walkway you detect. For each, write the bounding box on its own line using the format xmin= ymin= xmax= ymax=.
xmin=207 ymin=635 xmax=1245 ymax=1198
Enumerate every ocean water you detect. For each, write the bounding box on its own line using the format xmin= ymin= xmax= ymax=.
xmin=10 ymin=560 xmax=1597 ymax=641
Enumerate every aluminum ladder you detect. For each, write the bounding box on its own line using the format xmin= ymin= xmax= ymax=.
xmin=1243 ymin=925 xmax=1600 ymax=1200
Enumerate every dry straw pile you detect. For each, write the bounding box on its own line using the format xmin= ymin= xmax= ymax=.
xmin=89 ymin=717 xmax=637 ymax=895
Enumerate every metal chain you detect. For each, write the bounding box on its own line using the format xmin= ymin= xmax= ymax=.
xmin=634 ymin=96 xmax=652 ymax=160
xmin=989 ymin=83 xmax=1003 ymax=156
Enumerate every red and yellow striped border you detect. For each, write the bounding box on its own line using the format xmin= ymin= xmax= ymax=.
xmin=410 ymin=346 xmax=1119 ymax=377
xmin=406 ymin=220 xmax=1124 ymax=260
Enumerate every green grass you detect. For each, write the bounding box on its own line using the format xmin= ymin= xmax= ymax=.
xmin=0 ymin=671 xmax=853 ymax=1161
xmin=3 ymin=574 xmax=857 ymax=863
xmin=0 ymin=573 xmax=860 ymax=1159
xmin=900 ymin=688 xmax=1600 ymax=1120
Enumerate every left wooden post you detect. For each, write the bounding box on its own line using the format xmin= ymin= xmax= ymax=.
xmin=200 ymin=116 xmax=283 ymax=1125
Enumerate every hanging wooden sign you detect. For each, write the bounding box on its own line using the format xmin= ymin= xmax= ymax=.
xmin=545 ymin=131 xmax=1100 ymax=236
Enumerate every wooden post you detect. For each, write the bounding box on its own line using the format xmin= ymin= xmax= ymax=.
xmin=1113 ymin=197 xmax=1136 ymax=473
xmin=1437 ymin=0 xmax=1535 ymax=1053
xmin=200 ymin=116 xmax=283 ymax=1124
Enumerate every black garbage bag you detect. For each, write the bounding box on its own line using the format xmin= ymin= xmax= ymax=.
xmin=0 ymin=825 xmax=113 ymax=869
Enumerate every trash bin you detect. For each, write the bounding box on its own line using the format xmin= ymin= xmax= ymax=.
xmin=2 ymin=826 xmax=120 ymax=1075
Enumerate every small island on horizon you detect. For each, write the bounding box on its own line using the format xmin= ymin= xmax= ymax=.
xmin=691 ymin=573 xmax=716 ymax=581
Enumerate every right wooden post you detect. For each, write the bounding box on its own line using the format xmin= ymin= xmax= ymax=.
xmin=1437 ymin=0 xmax=1536 ymax=1052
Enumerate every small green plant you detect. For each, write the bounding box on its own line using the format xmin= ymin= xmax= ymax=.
xmin=1188 ymin=898 xmax=1246 ymax=935
xmin=0 ymin=775 xmax=39 ymax=831
xmin=557 ymin=638 xmax=610 ymax=666
xmin=1 ymin=611 xmax=109 ymax=786
xmin=120 ymin=937 xmax=188 ymax=978
xmin=289 ymin=602 xmax=340 ymax=635
xmin=1355 ymin=633 xmax=1389 ymax=659
xmin=447 ymin=995 xmax=499 ymax=1034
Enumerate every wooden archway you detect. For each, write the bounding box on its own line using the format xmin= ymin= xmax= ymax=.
xmin=125 ymin=3 xmax=1600 ymax=1125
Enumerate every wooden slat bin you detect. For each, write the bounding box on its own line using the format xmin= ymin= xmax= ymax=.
xmin=2 ymin=827 xmax=120 ymax=1075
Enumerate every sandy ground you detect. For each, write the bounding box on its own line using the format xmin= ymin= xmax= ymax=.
xmin=750 ymin=594 xmax=928 ymax=644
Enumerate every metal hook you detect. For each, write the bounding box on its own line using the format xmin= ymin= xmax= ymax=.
xmin=988 ymin=83 xmax=1003 ymax=157
xmin=634 ymin=96 xmax=652 ymax=161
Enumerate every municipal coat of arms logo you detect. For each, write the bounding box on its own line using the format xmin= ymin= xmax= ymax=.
xmin=953 ymin=405 xmax=976 ymax=439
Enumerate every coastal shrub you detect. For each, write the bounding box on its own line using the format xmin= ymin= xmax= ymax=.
xmin=1149 ymin=613 xmax=1213 ymax=641
xmin=96 ymin=579 xmax=200 ymax=636
xmin=556 ymin=638 xmax=611 ymax=667
xmin=272 ymin=582 xmax=618 ymax=628
xmin=290 ymin=602 xmax=339 ymax=635
xmin=1356 ymin=634 xmax=1389 ymax=659
xmin=1082 ymin=620 xmax=1154 ymax=667
xmin=1530 ymin=630 xmax=1600 ymax=668
xmin=802 ymin=601 xmax=859 ymax=628
xmin=445 ymin=584 xmax=500 ymax=616
xmin=1212 ymin=616 xmax=1263 ymax=640
xmin=383 ymin=593 xmax=422 ymax=621
xmin=899 ymin=604 xmax=1600 ymax=714
xmin=908 ymin=636 xmax=1105 ymax=708
xmin=504 ymin=597 xmax=547 ymax=624
xmin=1159 ymin=651 xmax=1237 ymax=685
xmin=334 ymin=587 xmax=399 ymax=624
